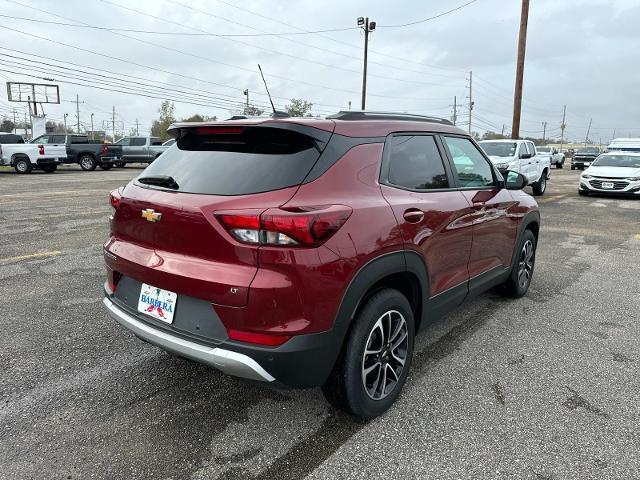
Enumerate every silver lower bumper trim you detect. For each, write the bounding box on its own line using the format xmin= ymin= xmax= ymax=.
xmin=103 ymin=297 xmax=275 ymax=382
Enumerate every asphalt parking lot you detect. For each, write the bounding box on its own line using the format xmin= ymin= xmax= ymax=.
xmin=1 ymin=164 xmax=639 ymax=480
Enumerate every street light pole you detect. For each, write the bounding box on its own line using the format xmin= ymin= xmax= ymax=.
xmin=63 ymin=113 xmax=68 ymax=132
xmin=90 ymin=113 xmax=94 ymax=140
xmin=357 ymin=16 xmax=376 ymax=110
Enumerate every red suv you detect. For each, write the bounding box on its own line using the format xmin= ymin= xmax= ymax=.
xmin=103 ymin=112 xmax=539 ymax=418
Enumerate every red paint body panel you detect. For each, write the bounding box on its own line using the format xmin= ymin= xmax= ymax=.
xmin=380 ymin=186 xmax=474 ymax=297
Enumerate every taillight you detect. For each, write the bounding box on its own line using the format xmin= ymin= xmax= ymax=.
xmin=102 ymin=144 xmax=109 ymax=155
xmin=109 ymin=187 xmax=123 ymax=210
xmin=38 ymin=144 xmax=45 ymax=155
xmin=106 ymin=268 xmax=122 ymax=294
xmin=215 ymin=205 xmax=352 ymax=247
xmin=227 ymin=328 xmax=291 ymax=346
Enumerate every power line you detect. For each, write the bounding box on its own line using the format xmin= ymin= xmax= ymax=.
xmin=0 ymin=12 xmax=357 ymax=37
xmin=99 ymin=0 xmax=465 ymax=89
xmin=377 ymin=0 xmax=480 ymax=28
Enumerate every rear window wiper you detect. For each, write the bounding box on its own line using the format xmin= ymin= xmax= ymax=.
xmin=137 ymin=175 xmax=179 ymax=190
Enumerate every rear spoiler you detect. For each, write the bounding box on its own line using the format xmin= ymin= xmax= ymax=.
xmin=166 ymin=121 xmax=334 ymax=146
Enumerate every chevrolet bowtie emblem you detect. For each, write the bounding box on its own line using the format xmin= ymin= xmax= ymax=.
xmin=141 ymin=209 xmax=162 ymax=222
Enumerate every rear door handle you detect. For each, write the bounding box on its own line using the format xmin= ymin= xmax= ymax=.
xmin=403 ymin=209 xmax=424 ymax=223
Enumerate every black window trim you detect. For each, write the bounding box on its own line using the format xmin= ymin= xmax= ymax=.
xmin=379 ymin=132 xmax=456 ymax=193
xmin=439 ymin=133 xmax=502 ymax=191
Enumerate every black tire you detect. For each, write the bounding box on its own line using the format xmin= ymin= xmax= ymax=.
xmin=570 ymin=165 xmax=575 ymax=170
xmin=501 ymin=229 xmax=536 ymax=298
xmin=99 ymin=163 xmax=112 ymax=170
xmin=41 ymin=164 xmax=57 ymax=173
xmin=79 ymin=154 xmax=97 ymax=171
xmin=321 ymin=288 xmax=415 ymax=419
xmin=556 ymin=161 xmax=563 ymax=169
xmin=532 ymin=173 xmax=547 ymax=196
xmin=578 ymin=190 xmax=589 ymax=196
xmin=114 ymin=161 xmax=126 ymax=168
xmin=13 ymin=157 xmax=32 ymax=174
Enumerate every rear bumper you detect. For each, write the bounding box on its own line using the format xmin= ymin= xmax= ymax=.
xmin=103 ymin=284 xmax=341 ymax=388
xmin=103 ymin=296 xmax=276 ymax=382
xmin=36 ymin=158 xmax=65 ymax=165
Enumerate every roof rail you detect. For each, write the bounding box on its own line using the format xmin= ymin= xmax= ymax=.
xmin=326 ymin=111 xmax=453 ymax=125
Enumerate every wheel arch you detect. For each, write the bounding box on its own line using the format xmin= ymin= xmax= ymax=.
xmin=510 ymin=210 xmax=541 ymax=267
xmin=322 ymin=250 xmax=429 ymax=378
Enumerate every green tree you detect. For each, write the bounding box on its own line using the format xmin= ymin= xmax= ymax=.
xmin=181 ymin=114 xmax=217 ymax=122
xmin=150 ymin=101 xmax=176 ymax=141
xmin=285 ymin=98 xmax=313 ymax=117
xmin=1 ymin=117 xmax=15 ymax=133
xmin=482 ymin=130 xmax=507 ymax=140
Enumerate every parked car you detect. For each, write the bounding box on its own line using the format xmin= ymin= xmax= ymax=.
xmin=103 ymin=112 xmax=540 ymax=419
xmin=578 ymin=152 xmax=640 ymax=197
xmin=571 ymin=147 xmax=601 ymax=170
xmin=30 ymin=134 xmax=123 ymax=171
xmin=113 ymin=136 xmax=168 ymax=166
xmin=0 ymin=139 xmax=67 ymax=173
xmin=0 ymin=133 xmax=25 ymax=144
xmin=536 ymin=145 xmax=564 ymax=169
xmin=479 ymin=139 xmax=550 ymax=195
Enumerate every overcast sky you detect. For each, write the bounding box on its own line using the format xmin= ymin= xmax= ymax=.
xmin=0 ymin=0 xmax=638 ymax=143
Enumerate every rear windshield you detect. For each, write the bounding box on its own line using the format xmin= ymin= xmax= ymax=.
xmin=537 ymin=147 xmax=550 ymax=152
xmin=137 ymin=127 xmax=322 ymax=195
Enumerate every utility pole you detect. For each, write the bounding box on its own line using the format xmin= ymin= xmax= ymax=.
xmin=135 ymin=118 xmax=140 ymax=136
xmin=24 ymin=111 xmax=29 ymax=138
xmin=63 ymin=113 xmax=68 ymax=132
xmin=357 ymin=16 xmax=376 ymax=110
xmin=511 ymin=0 xmax=530 ymax=139
xmin=560 ymin=105 xmax=566 ymax=153
xmin=348 ymin=100 xmax=352 ymax=111
xmin=112 ymin=105 xmax=116 ymax=142
xmin=585 ymin=117 xmax=592 ymax=145
xmin=243 ymin=89 xmax=249 ymax=114
xmin=542 ymin=121 xmax=547 ymax=141
xmin=13 ymin=109 xmax=17 ymax=134
xmin=501 ymin=124 xmax=505 ymax=136
xmin=90 ymin=113 xmax=94 ymax=140
xmin=75 ymin=94 xmax=81 ymax=133
xmin=452 ymin=96 xmax=457 ymax=126
xmin=467 ymin=71 xmax=473 ymax=134
xmin=612 ymin=128 xmax=616 ymax=139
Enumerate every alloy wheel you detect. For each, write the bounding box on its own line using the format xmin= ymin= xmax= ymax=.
xmin=517 ymin=240 xmax=534 ymax=289
xmin=361 ymin=310 xmax=409 ymax=400
xmin=16 ymin=160 xmax=28 ymax=173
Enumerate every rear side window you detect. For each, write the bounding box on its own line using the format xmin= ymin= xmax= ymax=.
xmin=526 ymin=142 xmax=536 ymax=155
xmin=443 ymin=136 xmax=495 ymax=188
xmin=70 ymin=136 xmax=87 ymax=144
xmin=138 ymin=127 xmax=322 ymax=195
xmin=150 ymin=138 xmax=162 ymax=146
xmin=51 ymin=135 xmax=66 ymax=144
xmin=385 ymin=135 xmax=449 ymax=190
xmin=130 ymin=138 xmax=146 ymax=146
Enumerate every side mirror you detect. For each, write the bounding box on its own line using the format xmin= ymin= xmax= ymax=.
xmin=505 ymin=170 xmax=528 ymax=190
xmin=519 ymin=152 xmax=532 ymax=159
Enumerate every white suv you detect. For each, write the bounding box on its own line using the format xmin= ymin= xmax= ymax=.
xmin=479 ymin=139 xmax=550 ymax=196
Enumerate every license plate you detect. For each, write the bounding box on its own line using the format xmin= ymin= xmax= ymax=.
xmin=137 ymin=283 xmax=177 ymax=324
xmin=601 ymin=182 xmax=614 ymax=189
xmin=584 ymin=162 xmax=590 ymax=166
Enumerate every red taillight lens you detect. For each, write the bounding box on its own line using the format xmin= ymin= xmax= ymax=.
xmin=215 ymin=206 xmax=352 ymax=247
xmin=227 ymin=328 xmax=291 ymax=346
xmin=38 ymin=144 xmax=45 ymax=155
xmin=195 ymin=126 xmax=244 ymax=135
xmin=109 ymin=187 xmax=123 ymax=210
xmin=102 ymin=144 xmax=109 ymax=155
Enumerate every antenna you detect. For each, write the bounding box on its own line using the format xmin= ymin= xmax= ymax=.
xmin=257 ymin=64 xmax=276 ymax=115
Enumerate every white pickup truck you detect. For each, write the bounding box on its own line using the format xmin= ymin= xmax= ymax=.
xmin=479 ymin=139 xmax=551 ymax=195
xmin=0 ymin=141 xmax=67 ymax=174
